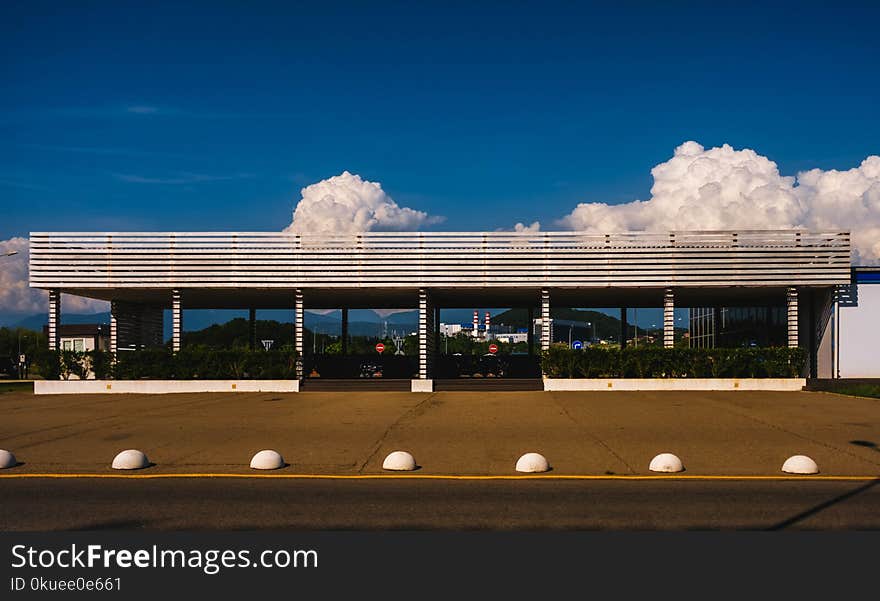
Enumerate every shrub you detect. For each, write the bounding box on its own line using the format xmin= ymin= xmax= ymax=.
xmin=113 ymin=348 xmax=299 ymax=380
xmin=33 ymin=348 xmax=61 ymax=380
xmin=542 ymin=346 xmax=806 ymax=378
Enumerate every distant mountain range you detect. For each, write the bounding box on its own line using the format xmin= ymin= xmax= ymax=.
xmin=3 ymin=308 xmax=508 ymax=331
xmin=3 ymin=306 xmax=680 ymax=340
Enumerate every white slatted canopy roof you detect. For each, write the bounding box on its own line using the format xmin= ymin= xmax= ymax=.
xmin=29 ymin=230 xmax=851 ymax=308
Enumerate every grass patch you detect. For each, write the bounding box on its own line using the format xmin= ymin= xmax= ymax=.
xmin=0 ymin=381 xmax=32 ymax=394
xmin=833 ymin=384 xmax=880 ymax=399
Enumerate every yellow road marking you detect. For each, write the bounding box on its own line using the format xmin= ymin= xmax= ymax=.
xmin=0 ymin=473 xmax=876 ymax=481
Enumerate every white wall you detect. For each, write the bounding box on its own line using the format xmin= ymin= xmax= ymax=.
xmin=35 ymin=380 xmax=300 ymax=395
xmin=543 ymin=378 xmax=806 ymax=391
xmin=839 ymin=283 xmax=880 ymax=377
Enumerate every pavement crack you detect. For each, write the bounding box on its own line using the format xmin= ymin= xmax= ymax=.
xmin=550 ymin=393 xmax=637 ymax=475
xmin=704 ymin=397 xmax=880 ymax=469
xmin=357 ymin=393 xmax=437 ymax=473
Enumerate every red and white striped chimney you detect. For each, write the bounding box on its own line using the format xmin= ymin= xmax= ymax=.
xmin=473 ymin=310 xmax=479 ymax=338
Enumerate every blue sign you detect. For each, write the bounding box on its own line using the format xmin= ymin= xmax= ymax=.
xmin=572 ymin=340 xmax=583 ymax=350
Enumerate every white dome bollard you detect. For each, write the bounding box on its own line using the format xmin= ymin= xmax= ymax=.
xmin=0 ymin=449 xmax=17 ymax=469
xmin=782 ymin=455 xmax=819 ymax=474
xmin=250 ymin=449 xmax=285 ymax=470
xmin=649 ymin=453 xmax=684 ymax=473
xmin=111 ymin=449 xmax=149 ymax=470
xmin=383 ymin=451 xmax=417 ymax=471
xmin=516 ymin=452 xmax=550 ymax=473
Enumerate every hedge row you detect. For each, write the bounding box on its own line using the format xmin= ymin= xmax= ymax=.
xmin=541 ymin=346 xmax=806 ymax=378
xmin=35 ymin=346 xmax=807 ymax=380
xmin=36 ymin=349 xmax=299 ymax=380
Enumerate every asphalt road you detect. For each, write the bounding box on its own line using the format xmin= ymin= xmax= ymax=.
xmin=2 ymin=478 xmax=878 ymax=530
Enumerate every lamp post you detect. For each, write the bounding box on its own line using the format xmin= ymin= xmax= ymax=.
xmin=634 ymin=308 xmax=638 ymax=348
xmin=17 ymin=334 xmax=27 ymax=380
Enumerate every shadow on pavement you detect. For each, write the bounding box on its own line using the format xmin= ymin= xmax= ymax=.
xmin=766 ymin=478 xmax=880 ymax=530
xmin=850 ymin=440 xmax=879 ymax=452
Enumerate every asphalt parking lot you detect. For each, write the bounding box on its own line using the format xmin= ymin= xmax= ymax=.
xmin=2 ymin=388 xmax=879 ymax=530
xmin=1 ymin=389 xmax=878 ymax=476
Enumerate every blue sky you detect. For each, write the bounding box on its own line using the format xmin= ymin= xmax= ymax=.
xmin=2 ymin=0 xmax=879 ymax=240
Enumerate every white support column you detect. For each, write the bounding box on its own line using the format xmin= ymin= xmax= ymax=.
xmin=48 ymin=289 xmax=61 ymax=351
xmin=110 ymin=301 xmax=118 ymax=354
xmin=294 ymin=289 xmax=304 ymax=379
xmin=418 ymin=288 xmax=434 ymax=380
xmin=663 ymin=288 xmax=675 ymax=348
xmin=172 ymin=289 xmax=182 ymax=352
xmin=540 ymin=288 xmax=551 ymax=351
xmin=787 ymin=286 xmax=799 ymax=347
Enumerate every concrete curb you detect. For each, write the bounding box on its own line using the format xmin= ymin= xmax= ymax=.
xmin=543 ymin=378 xmax=807 ymax=391
xmin=35 ymin=380 xmax=300 ymax=395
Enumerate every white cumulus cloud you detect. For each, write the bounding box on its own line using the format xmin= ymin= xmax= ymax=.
xmin=513 ymin=221 xmax=542 ymax=233
xmin=559 ymin=141 xmax=880 ymax=264
xmin=0 ymin=237 xmax=109 ymax=316
xmin=286 ymin=171 xmax=443 ymax=233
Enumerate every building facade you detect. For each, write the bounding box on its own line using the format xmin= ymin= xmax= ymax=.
xmin=836 ymin=267 xmax=880 ymax=377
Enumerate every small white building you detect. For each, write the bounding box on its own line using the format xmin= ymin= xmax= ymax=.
xmin=43 ymin=323 xmax=110 ymax=353
xmin=439 ymin=323 xmax=463 ymax=337
xmin=491 ymin=332 xmax=528 ymax=344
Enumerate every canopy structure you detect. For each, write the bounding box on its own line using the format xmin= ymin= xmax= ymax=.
xmin=30 ymin=229 xmax=851 ymax=381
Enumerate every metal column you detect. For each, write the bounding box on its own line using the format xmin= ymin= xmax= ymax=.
xmin=295 ymin=289 xmax=304 ymax=379
xmin=527 ymin=306 xmax=535 ymax=355
xmin=540 ymin=288 xmax=551 ymax=351
xmin=172 ymin=289 xmax=182 ymax=352
xmin=433 ymin=305 xmax=440 ymax=355
xmin=110 ymin=301 xmax=118 ymax=354
xmin=619 ymin=307 xmax=627 ymax=349
xmin=249 ymin=308 xmax=256 ymax=351
xmin=341 ymin=308 xmax=348 ymax=355
xmin=787 ymin=287 xmax=799 ymax=347
xmin=663 ymin=288 xmax=675 ymax=348
xmin=48 ymin=289 xmax=61 ymax=351
xmin=418 ymin=288 xmax=434 ymax=379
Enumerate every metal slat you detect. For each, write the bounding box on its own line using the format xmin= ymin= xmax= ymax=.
xmin=29 ymin=230 xmax=852 ymax=291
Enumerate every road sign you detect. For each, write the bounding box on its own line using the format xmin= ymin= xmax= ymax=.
xmin=488 ymin=343 xmax=498 ymax=354
xmin=375 ymin=342 xmax=385 ymax=354
xmin=261 ymin=339 xmax=274 ymax=351
xmin=572 ymin=340 xmax=583 ymax=350
xmin=19 ymin=354 xmax=26 ymax=364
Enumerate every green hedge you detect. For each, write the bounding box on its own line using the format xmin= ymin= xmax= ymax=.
xmin=37 ymin=349 xmax=299 ymax=380
xmin=541 ymin=346 xmax=806 ymax=378
xmin=36 ymin=346 xmax=805 ymax=380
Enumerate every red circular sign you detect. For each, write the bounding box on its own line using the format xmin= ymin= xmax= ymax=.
xmin=488 ymin=344 xmax=498 ymax=354
xmin=375 ymin=343 xmax=385 ymax=353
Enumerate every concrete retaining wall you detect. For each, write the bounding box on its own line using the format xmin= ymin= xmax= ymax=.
xmin=34 ymin=380 xmax=300 ymax=395
xmin=543 ymin=378 xmax=806 ymax=391
xmin=33 ymin=378 xmax=806 ymax=394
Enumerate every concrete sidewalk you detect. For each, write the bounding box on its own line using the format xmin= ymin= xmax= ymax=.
xmin=0 ymin=389 xmax=878 ymax=476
